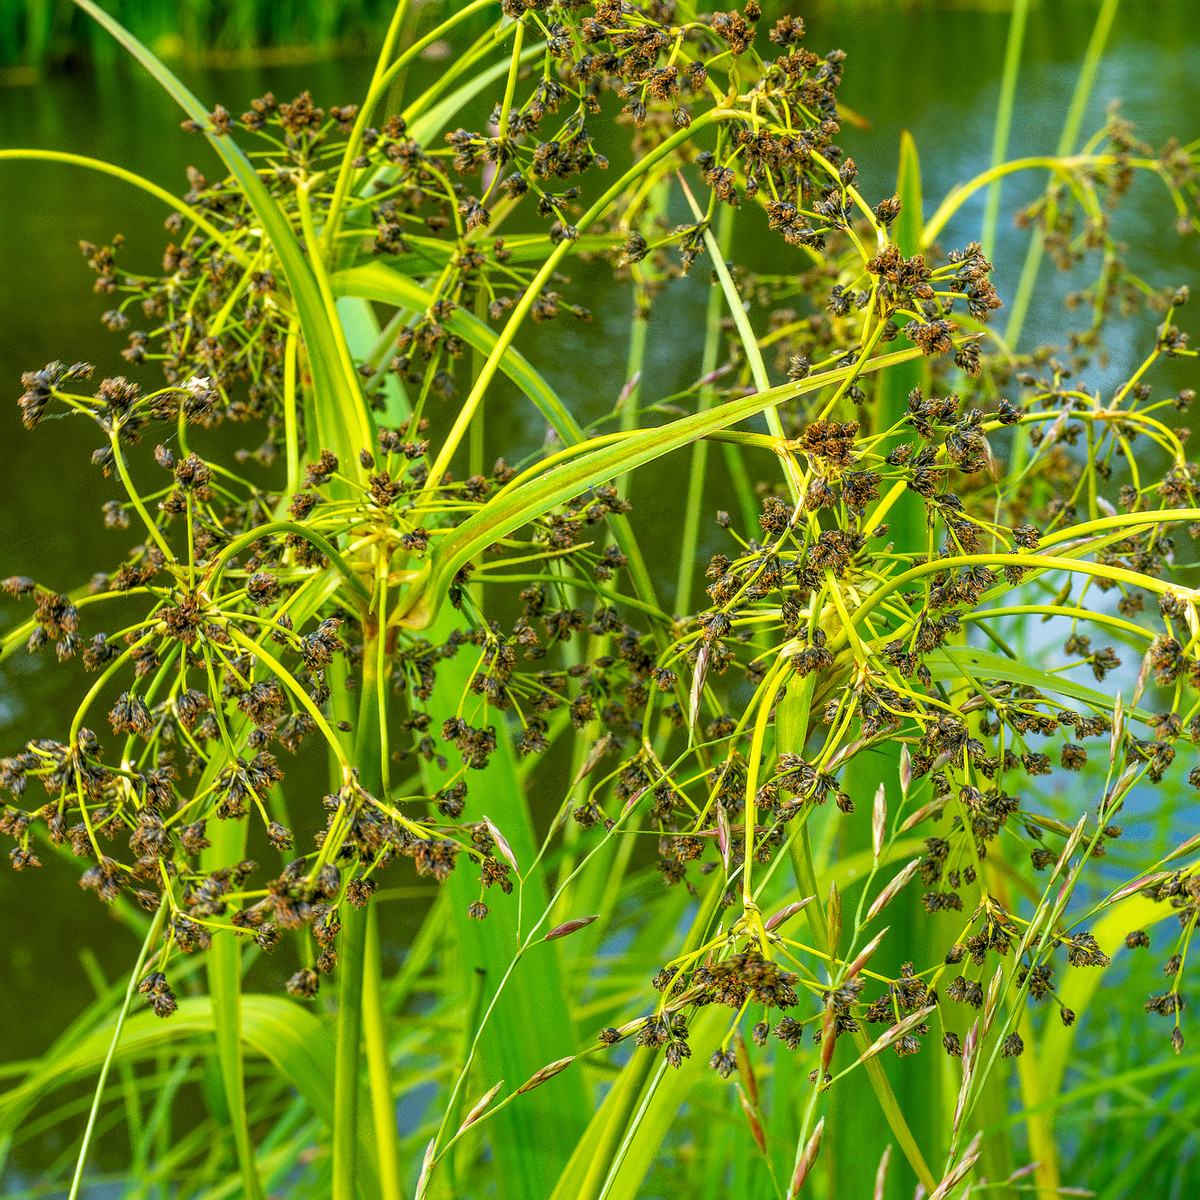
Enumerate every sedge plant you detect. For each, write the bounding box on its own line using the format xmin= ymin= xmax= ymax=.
xmin=1 ymin=2 xmax=1199 ymax=1199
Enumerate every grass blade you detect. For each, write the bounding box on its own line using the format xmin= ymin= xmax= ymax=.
xmin=420 ymin=611 xmax=589 ymax=1198
xmin=332 ymin=262 xmax=584 ymax=444
xmin=65 ymin=902 xmax=167 ymax=1200
xmin=1003 ymin=0 xmax=1120 ymax=348
xmin=0 ymin=995 xmax=379 ymax=1193
xmin=982 ymin=0 xmax=1029 ymax=261
xmin=398 ymin=344 xmax=928 ymax=629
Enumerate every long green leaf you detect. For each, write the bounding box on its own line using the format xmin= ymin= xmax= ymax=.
xmin=548 ymin=1048 xmax=658 ymax=1200
xmin=331 ymin=262 xmax=584 ymax=444
xmin=420 ymin=608 xmax=589 ymax=1199
xmin=3 ymin=997 xmax=345 ymax=1136
xmin=1 ymin=995 xmax=379 ymax=1194
xmin=399 ymin=344 xmax=928 ymax=628
xmin=71 ymin=0 xmax=374 ymax=490
xmin=931 ymin=646 xmax=1155 ymax=725
xmin=982 ymin=0 xmax=1029 ymax=261
xmin=406 ymin=39 xmax=546 ymax=144
xmin=1003 ymin=0 xmax=1120 ymax=348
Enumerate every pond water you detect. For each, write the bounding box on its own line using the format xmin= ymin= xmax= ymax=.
xmin=0 ymin=0 xmax=1198 ymax=1179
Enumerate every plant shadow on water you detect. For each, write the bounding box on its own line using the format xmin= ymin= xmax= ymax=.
xmin=0 ymin=2 xmax=1198 ymax=1198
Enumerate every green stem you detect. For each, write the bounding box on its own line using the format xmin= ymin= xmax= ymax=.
xmin=207 ymin=828 xmax=265 ymax=1200
xmin=111 ymin=432 xmax=174 ymax=561
xmin=482 ymin=15 xmax=524 ymax=208
xmin=675 ymin=204 xmax=734 ymax=614
xmin=224 ymin=626 xmax=353 ymax=773
xmin=1059 ymin=0 xmax=1122 ymax=159
xmin=68 ymin=900 xmax=168 ymax=1200
xmin=852 ymin=545 xmax=1196 ymax=637
xmin=982 ymin=0 xmax=1029 ymax=261
xmin=924 ymin=154 xmax=1106 ymax=247
xmin=404 ymin=343 xmax=926 ymax=629
xmin=68 ymin=633 xmax=154 ymax=744
xmin=321 ymin=0 xmax=411 ymax=257
xmin=333 ymin=903 xmax=368 ymax=1200
xmin=423 ymin=108 xmax=730 ymax=489
xmin=789 ymin=827 xmax=936 ymax=1193
xmin=1004 ymin=0 xmax=1120 ymax=348
xmin=368 ymin=784 xmax=401 ymax=1193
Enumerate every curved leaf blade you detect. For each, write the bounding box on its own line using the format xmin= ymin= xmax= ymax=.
xmin=400 ymin=344 xmax=927 ymax=627
xmin=0 ymin=995 xmax=379 ymax=1193
xmin=332 ymin=262 xmax=584 ymax=444
xmin=71 ymin=0 xmax=374 ymax=488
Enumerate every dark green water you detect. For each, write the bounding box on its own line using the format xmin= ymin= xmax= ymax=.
xmin=0 ymin=0 xmax=1198 ymax=1182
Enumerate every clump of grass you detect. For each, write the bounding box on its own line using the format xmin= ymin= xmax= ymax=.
xmin=3 ymin=0 xmax=422 ymax=71
xmin=1 ymin=3 xmax=1198 ymax=1199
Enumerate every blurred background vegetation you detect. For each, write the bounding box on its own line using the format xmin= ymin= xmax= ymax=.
xmin=0 ymin=0 xmax=1032 ymax=78
xmin=0 ymin=0 xmax=398 ymax=76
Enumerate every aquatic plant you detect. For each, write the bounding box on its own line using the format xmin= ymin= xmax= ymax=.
xmin=1 ymin=2 xmax=1198 ymax=1198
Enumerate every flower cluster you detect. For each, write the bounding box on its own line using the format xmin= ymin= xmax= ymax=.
xmin=3 ymin=0 xmax=1199 ymax=1118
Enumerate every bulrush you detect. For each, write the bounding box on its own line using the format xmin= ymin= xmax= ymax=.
xmin=1 ymin=2 xmax=1199 ymax=1199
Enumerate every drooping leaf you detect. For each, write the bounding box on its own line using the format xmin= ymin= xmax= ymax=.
xmin=72 ymin=0 xmax=375 ymax=491
xmin=0 ymin=994 xmax=377 ymax=1192
xmin=398 ymin=344 xmax=928 ymax=629
xmin=332 ymin=262 xmax=583 ymax=444
xmin=931 ymin=647 xmax=1154 ymax=725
